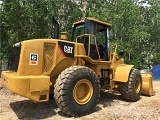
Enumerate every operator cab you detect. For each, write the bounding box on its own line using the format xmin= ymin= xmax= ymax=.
xmin=72 ymin=17 xmax=112 ymax=61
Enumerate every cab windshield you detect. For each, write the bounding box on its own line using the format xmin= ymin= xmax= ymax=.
xmin=73 ymin=23 xmax=85 ymax=42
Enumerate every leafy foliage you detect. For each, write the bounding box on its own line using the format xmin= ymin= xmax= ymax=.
xmin=1 ymin=0 xmax=160 ymax=68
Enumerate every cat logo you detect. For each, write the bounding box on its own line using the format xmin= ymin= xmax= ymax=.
xmin=64 ymin=46 xmax=73 ymax=54
xmin=58 ymin=41 xmax=74 ymax=57
xmin=31 ymin=54 xmax=38 ymax=61
xmin=29 ymin=53 xmax=38 ymax=65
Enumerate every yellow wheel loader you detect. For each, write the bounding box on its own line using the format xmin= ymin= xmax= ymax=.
xmin=1 ymin=17 xmax=154 ymax=117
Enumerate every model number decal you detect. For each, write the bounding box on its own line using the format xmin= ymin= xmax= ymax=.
xmin=30 ymin=53 xmax=38 ymax=65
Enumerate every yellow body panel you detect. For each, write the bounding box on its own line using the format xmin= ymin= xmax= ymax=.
xmin=17 ymin=39 xmax=56 ymax=75
xmin=16 ymin=39 xmax=81 ymax=76
xmin=114 ymin=64 xmax=134 ymax=82
xmin=1 ymin=71 xmax=51 ymax=102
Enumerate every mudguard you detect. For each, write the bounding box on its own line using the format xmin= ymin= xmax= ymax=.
xmin=113 ymin=64 xmax=134 ymax=82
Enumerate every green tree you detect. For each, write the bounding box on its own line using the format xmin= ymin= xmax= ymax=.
xmin=1 ymin=0 xmax=160 ymax=68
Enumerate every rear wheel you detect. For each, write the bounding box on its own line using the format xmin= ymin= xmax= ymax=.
xmin=54 ymin=65 xmax=100 ymax=117
xmin=120 ymin=68 xmax=142 ymax=102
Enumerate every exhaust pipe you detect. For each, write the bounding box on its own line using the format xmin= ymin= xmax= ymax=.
xmin=52 ymin=16 xmax=59 ymax=39
xmin=104 ymin=27 xmax=110 ymax=61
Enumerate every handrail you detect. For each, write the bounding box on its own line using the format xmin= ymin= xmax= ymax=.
xmin=110 ymin=44 xmax=118 ymax=61
xmin=75 ymin=34 xmax=101 ymax=59
xmin=110 ymin=44 xmax=117 ymax=53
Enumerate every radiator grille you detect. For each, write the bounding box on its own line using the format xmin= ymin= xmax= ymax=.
xmin=43 ymin=43 xmax=55 ymax=72
xmin=8 ymin=45 xmax=21 ymax=71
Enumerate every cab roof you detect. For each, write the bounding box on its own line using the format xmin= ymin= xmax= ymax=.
xmin=73 ymin=17 xmax=112 ymax=27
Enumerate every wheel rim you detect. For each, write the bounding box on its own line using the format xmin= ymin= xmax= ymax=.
xmin=135 ymin=77 xmax=141 ymax=93
xmin=73 ymin=79 xmax=93 ymax=105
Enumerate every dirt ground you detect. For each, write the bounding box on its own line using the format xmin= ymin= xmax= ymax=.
xmin=0 ymin=81 xmax=160 ymax=120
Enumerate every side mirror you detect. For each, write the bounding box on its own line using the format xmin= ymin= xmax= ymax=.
xmin=109 ymin=28 xmax=114 ymax=39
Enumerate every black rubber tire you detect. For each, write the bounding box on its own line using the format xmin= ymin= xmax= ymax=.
xmin=120 ymin=68 xmax=142 ymax=102
xmin=49 ymin=87 xmax=54 ymax=99
xmin=54 ymin=65 xmax=100 ymax=117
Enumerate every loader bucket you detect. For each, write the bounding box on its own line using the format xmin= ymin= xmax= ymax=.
xmin=141 ymin=73 xmax=155 ymax=96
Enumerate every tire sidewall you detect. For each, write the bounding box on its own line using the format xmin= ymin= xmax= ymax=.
xmin=132 ymin=70 xmax=142 ymax=99
xmin=120 ymin=69 xmax=142 ymax=102
xmin=66 ymin=67 xmax=99 ymax=114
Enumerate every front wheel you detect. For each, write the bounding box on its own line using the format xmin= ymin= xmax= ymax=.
xmin=120 ymin=68 xmax=142 ymax=102
xmin=54 ymin=66 xmax=100 ymax=117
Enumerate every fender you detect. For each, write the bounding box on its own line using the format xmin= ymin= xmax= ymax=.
xmin=113 ymin=64 xmax=134 ymax=82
